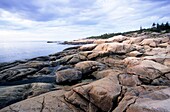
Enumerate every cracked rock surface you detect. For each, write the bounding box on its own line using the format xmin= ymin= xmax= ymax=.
xmin=0 ymin=33 xmax=170 ymax=112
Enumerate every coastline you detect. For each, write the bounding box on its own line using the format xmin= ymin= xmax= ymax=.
xmin=0 ymin=41 xmax=76 ymax=63
xmin=0 ymin=32 xmax=170 ymax=111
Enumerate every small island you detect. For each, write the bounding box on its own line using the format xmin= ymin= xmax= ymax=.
xmin=47 ymin=41 xmax=61 ymax=43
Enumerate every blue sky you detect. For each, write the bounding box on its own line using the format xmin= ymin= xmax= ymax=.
xmin=0 ymin=0 xmax=169 ymax=41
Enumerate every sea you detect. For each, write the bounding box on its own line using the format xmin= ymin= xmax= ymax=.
xmin=0 ymin=41 xmax=74 ymax=63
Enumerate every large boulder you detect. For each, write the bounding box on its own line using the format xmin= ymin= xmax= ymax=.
xmin=51 ymin=53 xmax=87 ymax=66
xmin=96 ymin=57 xmax=125 ymax=69
xmin=79 ymin=44 xmax=97 ymax=51
xmin=159 ymin=37 xmax=170 ymax=43
xmin=107 ymin=35 xmax=129 ymax=42
xmin=123 ymin=57 xmax=141 ymax=67
xmin=64 ymin=75 xmax=121 ymax=111
xmin=142 ymin=55 xmax=165 ymax=63
xmin=75 ymin=61 xmax=105 ymax=74
xmin=113 ymin=86 xmax=170 ymax=112
xmin=68 ymin=54 xmax=87 ymax=64
xmin=93 ymin=43 xmax=134 ymax=54
xmin=87 ymin=51 xmax=109 ymax=60
xmin=118 ymin=74 xmax=141 ymax=87
xmin=144 ymin=47 xmax=167 ymax=56
xmin=93 ymin=35 xmax=128 ymax=44
xmin=92 ymin=69 xmax=122 ymax=79
xmin=123 ymin=36 xmax=146 ymax=44
xmin=126 ymin=60 xmax=170 ymax=83
xmin=56 ymin=68 xmax=82 ymax=84
xmin=142 ymin=54 xmax=170 ymax=64
xmin=140 ymin=38 xmax=161 ymax=47
xmin=127 ymin=88 xmax=170 ymax=112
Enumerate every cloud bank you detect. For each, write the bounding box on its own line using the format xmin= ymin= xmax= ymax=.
xmin=0 ymin=0 xmax=169 ymax=41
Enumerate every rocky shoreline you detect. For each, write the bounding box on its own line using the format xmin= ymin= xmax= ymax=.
xmin=0 ymin=33 xmax=170 ymax=112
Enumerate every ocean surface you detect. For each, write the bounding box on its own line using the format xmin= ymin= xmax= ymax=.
xmin=0 ymin=41 xmax=74 ymax=63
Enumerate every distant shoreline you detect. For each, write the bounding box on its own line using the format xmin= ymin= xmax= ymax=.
xmin=0 ymin=42 xmax=75 ymax=63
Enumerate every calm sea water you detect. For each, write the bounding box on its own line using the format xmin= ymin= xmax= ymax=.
xmin=0 ymin=41 xmax=74 ymax=63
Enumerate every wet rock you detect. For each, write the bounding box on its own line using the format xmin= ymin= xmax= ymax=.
xmin=56 ymin=68 xmax=82 ymax=84
xmin=0 ymin=68 xmax=38 ymax=82
xmin=51 ymin=53 xmax=87 ymax=66
xmin=16 ymin=61 xmax=49 ymax=69
xmin=37 ymin=67 xmax=53 ymax=74
xmin=151 ymin=77 xmax=170 ymax=86
xmin=68 ymin=54 xmax=87 ymax=64
xmin=56 ymin=65 xmax=73 ymax=71
xmin=28 ymin=56 xmax=50 ymax=61
xmin=0 ymin=83 xmax=54 ymax=109
xmin=63 ymin=46 xmax=80 ymax=51
xmin=0 ymin=61 xmax=26 ymax=71
xmin=49 ymin=56 xmax=57 ymax=61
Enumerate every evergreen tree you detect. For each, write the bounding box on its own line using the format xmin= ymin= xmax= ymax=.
xmin=165 ymin=22 xmax=170 ymax=29
xmin=156 ymin=23 xmax=161 ymax=32
xmin=152 ymin=23 xmax=156 ymax=28
xmin=160 ymin=23 xmax=165 ymax=30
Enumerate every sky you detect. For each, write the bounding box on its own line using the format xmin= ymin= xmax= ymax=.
xmin=0 ymin=0 xmax=169 ymax=41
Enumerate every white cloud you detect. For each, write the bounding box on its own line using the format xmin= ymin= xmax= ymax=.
xmin=0 ymin=0 xmax=169 ymax=41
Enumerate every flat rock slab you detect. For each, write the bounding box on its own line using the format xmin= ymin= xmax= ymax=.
xmin=0 ymin=83 xmax=54 ymax=109
xmin=0 ymin=90 xmax=75 ymax=112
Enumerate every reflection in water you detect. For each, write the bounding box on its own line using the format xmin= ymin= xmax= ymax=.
xmin=0 ymin=41 xmax=73 ymax=63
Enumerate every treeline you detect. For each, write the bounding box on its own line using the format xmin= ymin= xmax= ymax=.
xmin=87 ymin=22 xmax=170 ymax=39
xmin=150 ymin=22 xmax=170 ymax=32
xmin=87 ymin=32 xmax=122 ymax=39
